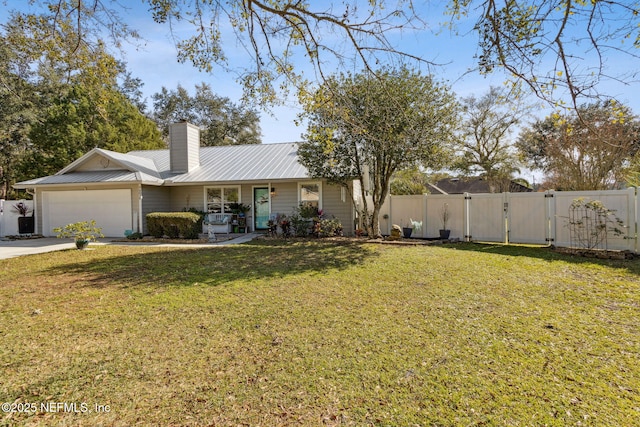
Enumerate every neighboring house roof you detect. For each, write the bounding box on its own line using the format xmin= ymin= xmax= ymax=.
xmin=429 ymin=177 xmax=532 ymax=194
xmin=14 ymin=143 xmax=309 ymax=188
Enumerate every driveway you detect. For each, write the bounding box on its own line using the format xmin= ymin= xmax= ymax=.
xmin=0 ymin=238 xmax=76 ymax=259
xmin=0 ymin=233 xmax=260 ymax=260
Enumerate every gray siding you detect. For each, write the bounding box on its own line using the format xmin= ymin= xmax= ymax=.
xmin=141 ymin=186 xmax=172 ymax=233
xmin=169 ymin=122 xmax=200 ymax=173
xmin=270 ymin=182 xmax=298 ymax=216
xmin=322 ymin=182 xmax=355 ymax=235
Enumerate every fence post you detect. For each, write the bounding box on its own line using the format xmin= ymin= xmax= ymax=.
xmin=546 ymin=190 xmax=555 ymax=246
xmin=464 ymin=192 xmax=471 ymax=242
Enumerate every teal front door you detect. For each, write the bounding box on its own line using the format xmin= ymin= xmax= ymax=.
xmin=253 ymin=187 xmax=270 ymax=230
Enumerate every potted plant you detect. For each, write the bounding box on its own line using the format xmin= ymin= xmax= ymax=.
xmin=13 ymin=201 xmax=35 ymax=234
xmin=439 ymin=203 xmax=451 ymax=240
xmin=53 ymin=220 xmax=104 ymax=249
xmin=402 ymin=219 xmax=413 ymax=238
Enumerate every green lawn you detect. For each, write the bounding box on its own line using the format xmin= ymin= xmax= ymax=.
xmin=1 ymin=240 xmax=639 ymax=426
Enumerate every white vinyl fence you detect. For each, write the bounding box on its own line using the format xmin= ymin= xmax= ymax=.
xmin=0 ymin=200 xmax=35 ymax=237
xmin=380 ymin=188 xmax=638 ymax=253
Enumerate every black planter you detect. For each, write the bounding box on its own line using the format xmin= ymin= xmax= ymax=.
xmin=18 ymin=216 xmax=35 ymax=234
xmin=402 ymin=227 xmax=413 ymax=238
xmin=75 ymin=239 xmax=90 ymax=250
xmin=439 ymin=229 xmax=451 ymax=240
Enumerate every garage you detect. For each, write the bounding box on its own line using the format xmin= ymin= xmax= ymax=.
xmin=42 ymin=189 xmax=133 ymax=237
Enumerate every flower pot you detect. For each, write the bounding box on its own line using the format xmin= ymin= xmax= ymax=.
xmin=75 ymin=239 xmax=90 ymax=250
xmin=439 ymin=229 xmax=451 ymax=240
xmin=402 ymin=227 xmax=413 ymax=238
xmin=18 ymin=216 xmax=35 ymax=234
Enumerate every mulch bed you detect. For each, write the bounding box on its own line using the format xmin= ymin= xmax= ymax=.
xmin=552 ymin=246 xmax=636 ymax=260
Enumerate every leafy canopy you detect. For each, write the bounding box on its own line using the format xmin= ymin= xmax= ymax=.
xmin=298 ymin=67 xmax=459 ymax=237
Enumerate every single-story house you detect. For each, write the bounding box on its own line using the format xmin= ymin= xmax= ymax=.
xmin=14 ymin=122 xmax=356 ymax=237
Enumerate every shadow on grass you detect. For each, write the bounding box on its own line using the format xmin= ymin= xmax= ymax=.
xmin=43 ymin=239 xmax=378 ymax=288
xmin=445 ymin=242 xmax=640 ymax=275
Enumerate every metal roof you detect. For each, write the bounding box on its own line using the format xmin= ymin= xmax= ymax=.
xmin=129 ymin=143 xmax=309 ymax=183
xmin=14 ymin=171 xmax=163 ymax=187
xmin=16 ymin=143 xmax=310 ymax=188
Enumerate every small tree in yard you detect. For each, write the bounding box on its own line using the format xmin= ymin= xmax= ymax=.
xmin=298 ymin=67 xmax=459 ymax=238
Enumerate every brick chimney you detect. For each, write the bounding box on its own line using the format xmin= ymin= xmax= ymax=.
xmin=169 ymin=122 xmax=200 ymax=173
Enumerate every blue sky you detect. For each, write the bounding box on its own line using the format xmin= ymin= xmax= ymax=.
xmin=2 ymin=1 xmax=638 ymax=159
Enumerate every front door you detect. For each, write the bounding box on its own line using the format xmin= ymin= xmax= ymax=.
xmin=253 ymin=187 xmax=270 ymax=230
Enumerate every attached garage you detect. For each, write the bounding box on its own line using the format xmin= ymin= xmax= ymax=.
xmin=42 ymin=189 xmax=133 ymax=237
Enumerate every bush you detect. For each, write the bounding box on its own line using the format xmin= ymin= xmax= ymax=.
xmin=126 ymin=232 xmax=144 ymax=240
xmin=289 ymin=213 xmax=311 ymax=237
xmin=314 ymin=218 xmax=343 ymax=238
xmin=146 ymin=212 xmax=202 ymax=239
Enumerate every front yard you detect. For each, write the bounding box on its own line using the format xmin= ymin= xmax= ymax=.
xmin=1 ymin=241 xmax=638 ymax=426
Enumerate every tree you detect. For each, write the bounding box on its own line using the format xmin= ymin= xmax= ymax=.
xmin=20 ymin=86 xmax=165 ymax=179
xmin=390 ymin=168 xmax=430 ymax=195
xmin=22 ymin=1 xmax=640 ymax=109
xmin=298 ymin=67 xmax=459 ymax=238
xmin=516 ymin=101 xmax=640 ymax=190
xmin=0 ymin=11 xmax=164 ymax=190
xmin=447 ymin=1 xmax=640 ymax=109
xmin=151 ymin=83 xmax=262 ymax=146
xmin=453 ymin=86 xmax=530 ymax=192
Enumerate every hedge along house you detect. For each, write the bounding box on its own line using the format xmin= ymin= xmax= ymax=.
xmin=14 ymin=122 xmax=356 ymax=237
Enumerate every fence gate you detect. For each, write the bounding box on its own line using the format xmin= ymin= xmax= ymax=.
xmin=466 ymin=193 xmax=506 ymax=243
xmin=507 ymin=192 xmax=553 ymax=245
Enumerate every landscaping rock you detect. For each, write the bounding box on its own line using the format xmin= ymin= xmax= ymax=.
xmin=389 ymin=224 xmax=403 ymax=241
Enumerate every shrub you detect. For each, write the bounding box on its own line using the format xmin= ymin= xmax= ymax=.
xmin=289 ymin=212 xmax=311 ymax=237
xmin=314 ymin=217 xmax=343 ymax=238
xmin=146 ymin=212 xmax=202 ymax=239
xmin=127 ymin=232 xmax=144 ymax=240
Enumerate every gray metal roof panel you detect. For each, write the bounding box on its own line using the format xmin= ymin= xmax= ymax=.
xmin=15 ymin=171 xmax=162 ymax=187
xmin=129 ymin=143 xmax=309 ymax=183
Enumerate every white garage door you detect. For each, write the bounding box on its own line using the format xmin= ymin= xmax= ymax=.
xmin=43 ymin=189 xmax=132 ymax=237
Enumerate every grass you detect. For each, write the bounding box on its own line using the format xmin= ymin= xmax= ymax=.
xmin=1 ymin=240 xmax=639 ymax=426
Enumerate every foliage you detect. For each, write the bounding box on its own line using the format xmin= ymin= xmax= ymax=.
xmin=151 ymin=83 xmax=262 ymax=146
xmin=297 ymin=203 xmax=320 ymax=219
xmin=227 ymin=202 xmax=252 ymax=215
xmin=447 ymin=1 xmax=640 ymax=109
xmin=1 ymin=242 xmax=639 ymax=425
xmin=390 ymin=168 xmax=430 ymax=195
xmin=516 ymin=101 xmax=640 ymax=190
xmin=452 ymin=86 xmax=529 ymax=189
xmin=313 ymin=218 xmax=344 ymax=238
xmin=126 ymin=232 xmax=144 ymax=240
xmin=53 ymin=220 xmax=104 ymax=242
xmin=298 ymin=67 xmax=459 ymax=238
xmin=5 ymin=1 xmax=640 ymax=113
xmin=12 ymin=202 xmax=31 ymax=217
xmin=0 ymin=11 xmax=164 ymax=189
xmin=567 ymin=197 xmax=625 ymax=250
xmin=146 ymin=212 xmax=202 ymax=239
xmin=288 ymin=213 xmax=311 ymax=238
xmin=277 ymin=214 xmax=292 ymax=238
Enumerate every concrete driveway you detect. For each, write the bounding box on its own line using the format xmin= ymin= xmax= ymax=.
xmin=0 ymin=233 xmax=260 ymax=260
xmin=0 ymin=238 xmax=76 ymax=259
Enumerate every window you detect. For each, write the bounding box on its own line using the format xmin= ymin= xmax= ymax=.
xmin=299 ymin=182 xmax=321 ymax=209
xmin=206 ymin=187 xmax=239 ymax=213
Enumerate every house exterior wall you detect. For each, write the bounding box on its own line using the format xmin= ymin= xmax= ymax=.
xmin=141 ymin=186 xmax=172 ymax=233
xmin=162 ymin=179 xmax=355 ymax=235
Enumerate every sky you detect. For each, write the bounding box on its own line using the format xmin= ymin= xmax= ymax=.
xmin=2 ymin=0 xmax=639 ymax=185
